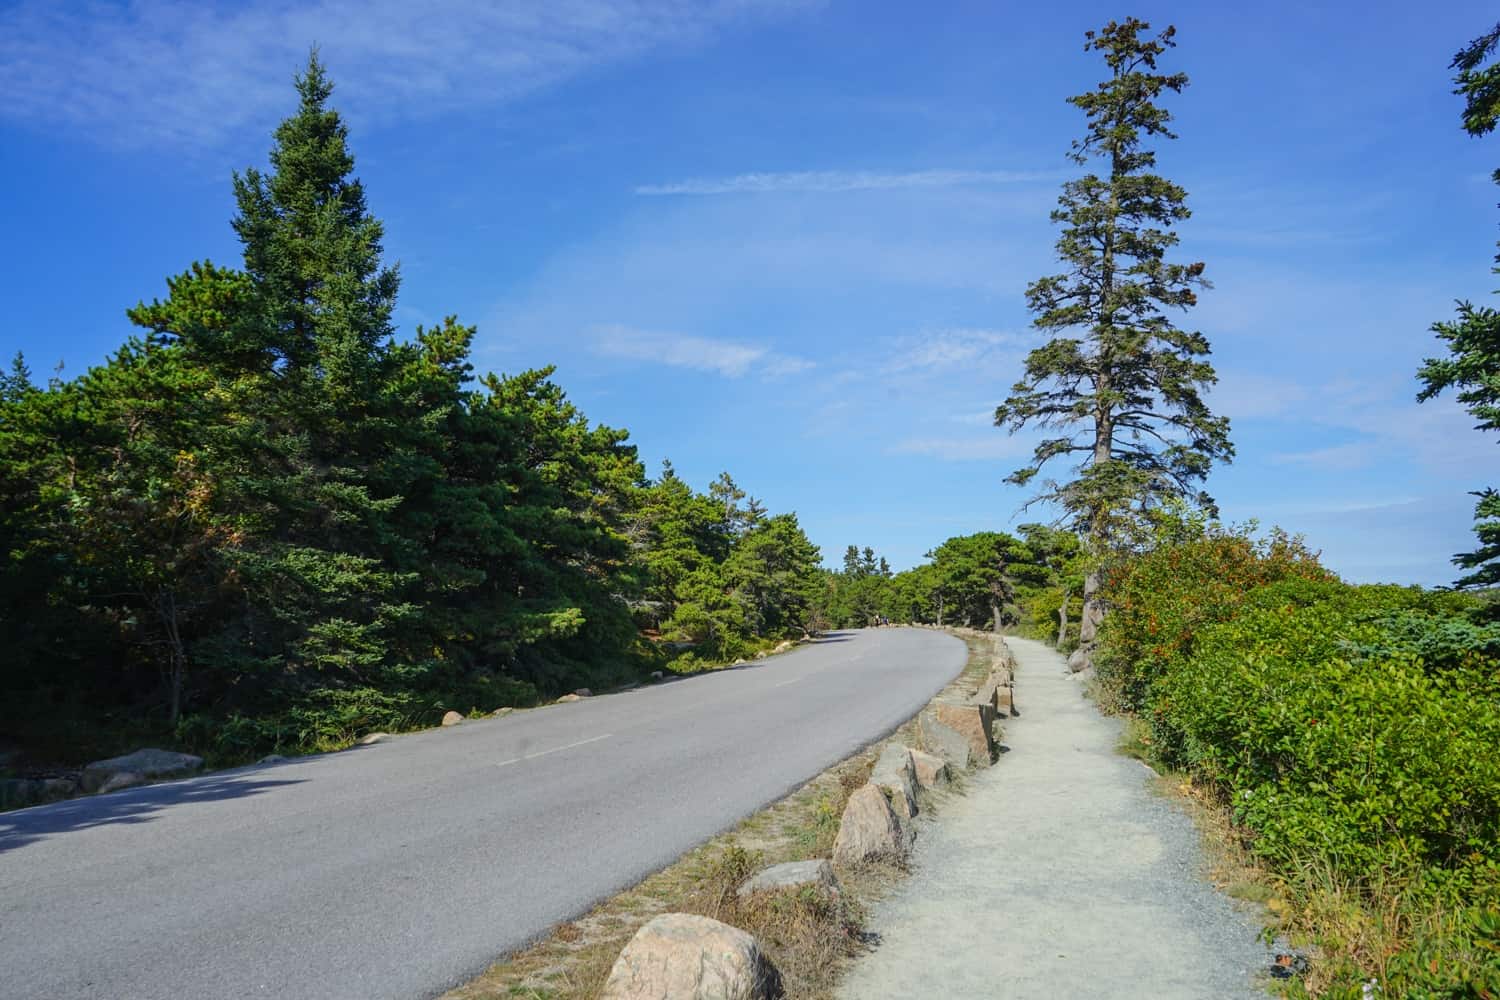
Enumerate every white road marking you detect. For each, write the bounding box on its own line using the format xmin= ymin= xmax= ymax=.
xmin=496 ymin=733 xmax=613 ymax=768
xmin=774 ymin=677 xmax=802 ymax=687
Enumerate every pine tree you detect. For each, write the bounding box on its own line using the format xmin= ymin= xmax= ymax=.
xmin=1418 ymin=22 xmax=1500 ymax=588
xmin=129 ymin=52 xmax=417 ymax=694
xmin=995 ymin=18 xmax=1231 ymax=643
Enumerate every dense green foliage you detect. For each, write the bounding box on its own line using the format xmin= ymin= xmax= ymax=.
xmin=1096 ymin=526 xmax=1500 ymax=996
xmin=0 ymin=59 xmax=825 ymax=767
xmin=1419 ymin=20 xmax=1500 ymax=588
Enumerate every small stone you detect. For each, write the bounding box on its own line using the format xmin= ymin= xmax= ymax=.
xmin=357 ymin=733 xmax=390 ymax=746
xmin=909 ymin=749 xmax=950 ymax=789
xmin=572 ymin=688 xmax=593 ymax=698
xmin=441 ymin=710 xmax=464 ymax=727
xmin=600 ymin=913 xmax=782 ymax=1000
xmin=98 ymin=771 xmax=146 ymax=794
xmin=556 ymin=693 xmax=582 ymax=703
xmin=833 ymin=783 xmax=908 ymax=866
xmin=737 ymin=859 xmax=839 ymax=899
xmin=492 ymin=707 xmax=515 ymax=718
xmin=258 ymin=754 xmax=289 ymax=765
xmin=650 ymin=671 xmax=665 ymax=681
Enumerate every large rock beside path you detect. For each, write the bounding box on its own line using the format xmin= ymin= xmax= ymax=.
xmin=908 ymin=749 xmax=950 ymax=789
xmin=833 ymin=783 xmax=909 ymax=866
xmin=925 ymin=702 xmax=996 ymax=768
xmin=869 ymin=744 xmax=919 ymax=818
xmin=918 ymin=709 xmax=972 ymax=769
xmin=441 ymin=710 xmax=464 ymax=727
xmin=737 ymin=859 xmax=839 ymax=899
xmin=81 ymin=748 xmax=202 ymax=793
xmin=600 ymin=912 xmax=782 ymax=1000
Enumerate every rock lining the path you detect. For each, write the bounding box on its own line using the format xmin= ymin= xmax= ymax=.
xmin=869 ymin=744 xmax=919 ymax=819
xmin=600 ymin=912 xmax=782 ymax=1000
xmin=833 ymin=782 xmax=909 ymax=865
xmin=737 ymin=859 xmax=839 ymax=899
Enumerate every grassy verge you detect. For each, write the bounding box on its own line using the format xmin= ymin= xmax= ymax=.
xmin=444 ymin=629 xmax=997 ymax=1000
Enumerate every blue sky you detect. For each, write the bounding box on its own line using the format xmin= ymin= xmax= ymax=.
xmin=2 ymin=0 xmax=1496 ymax=585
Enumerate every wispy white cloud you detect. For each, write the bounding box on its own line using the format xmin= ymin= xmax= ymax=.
xmin=593 ymin=324 xmax=812 ymax=378
xmin=635 ymin=169 xmax=1049 ymax=196
xmin=0 ymin=0 xmax=815 ymax=148
xmin=888 ymin=436 xmax=1031 ymax=462
xmin=880 ymin=327 xmax=1026 ymax=373
xmin=1207 ymin=370 xmax=1310 ymax=420
xmin=1270 ymin=441 xmax=1380 ymax=471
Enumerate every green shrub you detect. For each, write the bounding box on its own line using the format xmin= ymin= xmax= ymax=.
xmin=1094 ymin=524 xmax=1331 ymax=712
xmin=1105 ymin=531 xmax=1500 ymax=995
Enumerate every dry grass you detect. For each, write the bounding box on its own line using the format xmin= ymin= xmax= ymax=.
xmin=444 ymin=629 xmax=1001 ymax=1000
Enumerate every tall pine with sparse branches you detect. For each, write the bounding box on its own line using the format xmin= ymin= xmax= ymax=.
xmin=995 ymin=18 xmax=1232 ymax=646
xmin=1417 ymin=22 xmax=1500 ymax=589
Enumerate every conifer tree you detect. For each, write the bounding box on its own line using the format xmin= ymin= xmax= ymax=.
xmin=995 ymin=18 xmax=1231 ymax=643
xmin=1418 ymin=22 xmax=1500 ymax=588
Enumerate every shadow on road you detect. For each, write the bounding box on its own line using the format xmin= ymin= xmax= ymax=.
xmin=0 ymin=773 xmax=303 ymax=854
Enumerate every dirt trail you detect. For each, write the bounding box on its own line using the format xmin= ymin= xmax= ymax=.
xmin=837 ymin=636 xmax=1271 ymax=999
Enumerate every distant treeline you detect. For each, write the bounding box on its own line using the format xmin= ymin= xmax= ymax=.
xmin=815 ymin=530 xmax=1079 ymax=638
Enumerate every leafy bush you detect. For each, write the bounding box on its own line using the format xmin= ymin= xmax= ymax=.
xmin=1101 ymin=530 xmax=1500 ymax=995
xmin=1094 ymin=523 xmax=1332 ymax=712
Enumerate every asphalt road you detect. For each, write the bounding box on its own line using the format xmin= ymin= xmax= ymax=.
xmin=0 ymin=627 xmax=965 ymax=1000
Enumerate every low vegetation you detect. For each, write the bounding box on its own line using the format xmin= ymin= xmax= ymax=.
xmin=1096 ymin=521 xmax=1500 ymax=997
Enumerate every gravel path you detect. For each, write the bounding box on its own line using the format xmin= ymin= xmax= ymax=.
xmin=838 ymin=636 xmax=1272 ymax=999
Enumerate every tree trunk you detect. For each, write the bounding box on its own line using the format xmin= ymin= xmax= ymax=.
xmin=1079 ymin=570 xmax=1104 ymax=645
xmin=991 ymin=600 xmax=1003 ymax=634
xmin=154 ymin=588 xmax=187 ymax=727
xmin=1057 ymin=592 xmax=1069 ymax=647
xmin=936 ymin=594 xmax=945 ymax=628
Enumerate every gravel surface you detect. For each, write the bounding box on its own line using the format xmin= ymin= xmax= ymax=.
xmin=0 ymin=627 xmax=965 ymax=1000
xmin=838 ymin=636 xmax=1273 ymax=999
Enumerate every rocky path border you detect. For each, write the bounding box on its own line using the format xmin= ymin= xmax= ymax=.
xmin=835 ymin=636 xmax=1273 ymax=1000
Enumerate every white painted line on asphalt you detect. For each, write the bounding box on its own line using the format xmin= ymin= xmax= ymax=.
xmin=774 ymin=677 xmax=802 ymax=687
xmin=496 ymin=733 xmax=613 ymax=768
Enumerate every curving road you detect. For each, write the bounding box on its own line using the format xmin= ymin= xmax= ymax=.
xmin=0 ymin=627 xmax=965 ymax=1000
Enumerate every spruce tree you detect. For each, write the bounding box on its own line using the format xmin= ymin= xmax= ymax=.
xmin=131 ymin=52 xmax=415 ymax=688
xmin=995 ymin=18 xmax=1231 ymax=644
xmin=1417 ymin=22 xmax=1500 ymax=588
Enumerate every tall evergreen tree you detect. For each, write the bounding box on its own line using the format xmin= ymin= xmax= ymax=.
xmin=995 ymin=18 xmax=1231 ymax=644
xmin=1418 ymin=22 xmax=1500 ymax=588
xmin=132 ymin=52 xmax=415 ymax=690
